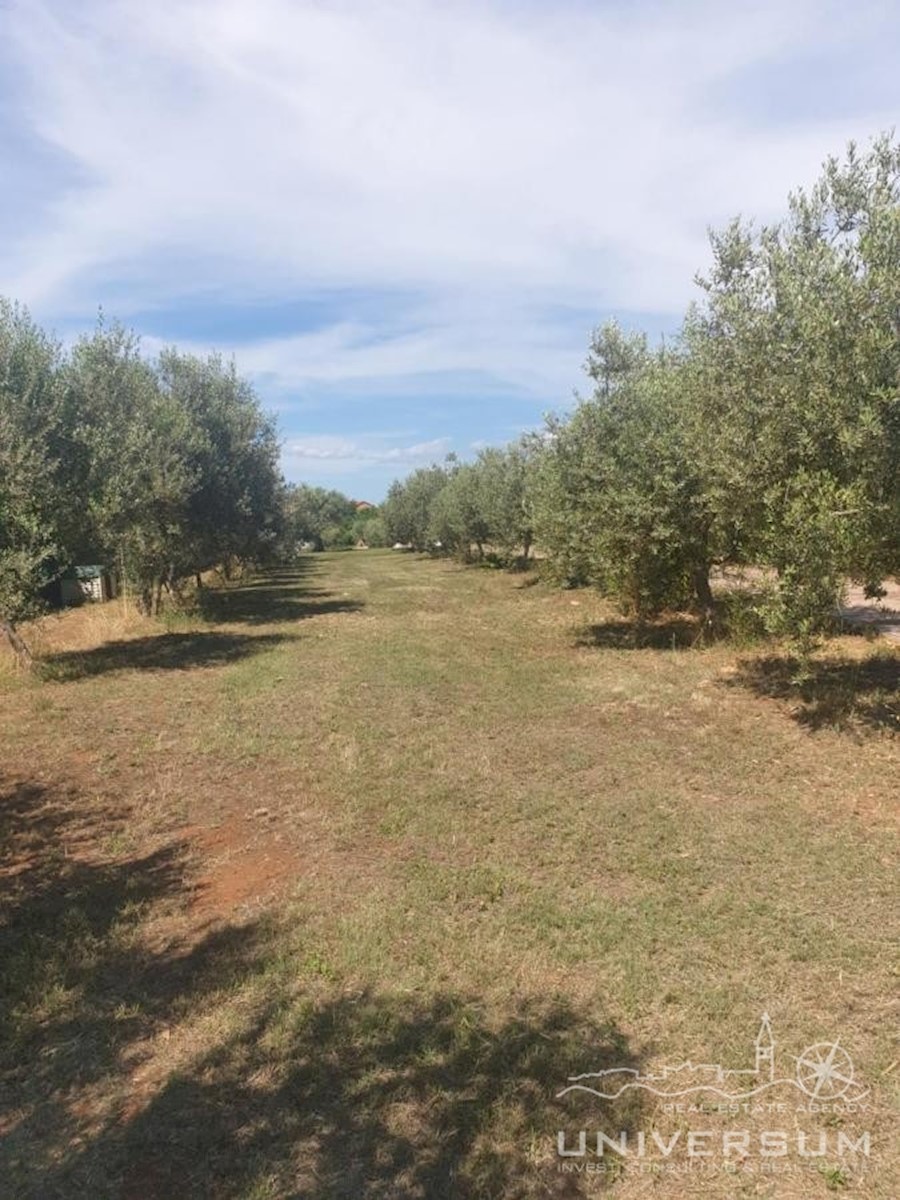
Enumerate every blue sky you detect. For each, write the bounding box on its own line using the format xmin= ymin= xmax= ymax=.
xmin=1 ymin=1 xmax=898 ymax=499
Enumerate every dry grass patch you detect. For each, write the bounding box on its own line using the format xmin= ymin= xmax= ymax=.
xmin=1 ymin=551 xmax=897 ymax=1197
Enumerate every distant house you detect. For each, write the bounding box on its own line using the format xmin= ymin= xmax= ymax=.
xmin=353 ymin=500 xmax=375 ymax=512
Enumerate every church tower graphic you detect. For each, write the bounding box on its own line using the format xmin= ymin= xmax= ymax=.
xmin=558 ymin=1011 xmax=869 ymax=1104
xmin=754 ymin=1012 xmax=776 ymax=1081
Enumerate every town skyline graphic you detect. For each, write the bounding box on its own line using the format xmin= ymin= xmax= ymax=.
xmin=558 ymin=1014 xmax=870 ymax=1104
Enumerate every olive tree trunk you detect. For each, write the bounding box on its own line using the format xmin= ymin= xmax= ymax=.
xmin=1 ymin=617 xmax=33 ymax=666
xmin=692 ymin=566 xmax=716 ymax=622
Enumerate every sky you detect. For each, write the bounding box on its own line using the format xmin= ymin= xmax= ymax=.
xmin=1 ymin=1 xmax=898 ymax=499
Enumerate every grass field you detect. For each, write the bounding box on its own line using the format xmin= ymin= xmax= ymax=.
xmin=1 ymin=551 xmax=897 ymax=1198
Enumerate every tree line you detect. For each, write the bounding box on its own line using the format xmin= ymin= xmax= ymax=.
xmin=0 ymin=296 xmax=396 ymax=664
xmin=0 ymin=312 xmax=283 ymax=660
xmin=3 ymin=135 xmax=897 ymax=661
xmin=281 ymin=486 xmax=388 ymax=552
xmin=382 ymin=445 xmax=534 ymax=566
xmin=382 ymin=135 xmax=900 ymax=647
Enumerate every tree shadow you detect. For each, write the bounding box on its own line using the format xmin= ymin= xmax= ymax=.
xmin=575 ymin=616 xmax=712 ymax=651
xmin=515 ymin=572 xmax=543 ymax=589
xmin=0 ymin=779 xmax=189 ymax=961
xmin=0 ymin=784 xmax=644 ymax=1199
xmin=218 ymin=561 xmax=320 ymax=590
xmin=12 ymin=981 xmax=643 ymax=1199
xmin=39 ymin=631 xmax=287 ymax=681
xmin=110 ymin=991 xmax=642 ymax=1199
xmin=0 ymin=776 xmax=191 ymax=1157
xmin=0 ymin=773 xmax=278 ymax=1197
xmin=198 ymin=564 xmax=364 ymax=627
xmin=726 ymin=652 xmax=899 ymax=735
xmin=574 ymin=591 xmax=772 ymax=651
xmin=200 ymin=590 xmax=365 ymax=625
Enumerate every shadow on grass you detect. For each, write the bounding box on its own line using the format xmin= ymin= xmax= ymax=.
xmin=227 ymin=560 xmax=320 ymax=587
xmin=39 ymin=631 xmax=287 ymax=681
xmin=0 ymin=778 xmax=189 ymax=964
xmin=0 ymin=775 xmax=194 ymax=1154
xmin=0 ymin=774 xmax=282 ymax=1198
xmin=0 ymin=772 xmax=644 ymax=1199
xmin=575 ymin=615 xmax=713 ymax=651
xmin=574 ymin=592 xmax=771 ymax=652
xmin=198 ymin=562 xmax=365 ymax=627
xmin=727 ymin=652 xmax=899 ymax=735
xmin=110 ymin=991 xmax=642 ymax=1199
xmin=516 ymin=572 xmax=544 ymax=589
xmin=200 ymin=590 xmax=365 ymax=625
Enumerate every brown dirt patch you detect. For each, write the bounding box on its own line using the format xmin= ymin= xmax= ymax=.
xmin=187 ymin=816 xmax=305 ymax=918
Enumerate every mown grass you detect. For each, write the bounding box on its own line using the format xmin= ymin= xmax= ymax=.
xmin=0 ymin=551 xmax=897 ymax=1198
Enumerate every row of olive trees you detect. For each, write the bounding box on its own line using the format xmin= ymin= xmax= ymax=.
xmin=0 ymin=307 xmax=284 ymax=661
xmin=382 ymin=444 xmax=535 ymax=565
xmin=381 ymin=135 xmax=900 ymax=646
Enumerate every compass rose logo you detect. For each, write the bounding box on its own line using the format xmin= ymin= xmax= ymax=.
xmin=794 ymin=1042 xmax=859 ymax=1100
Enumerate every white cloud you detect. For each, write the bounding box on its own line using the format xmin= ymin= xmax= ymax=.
xmin=283 ymin=434 xmax=451 ymax=476
xmin=1 ymin=0 xmax=898 ymax=403
xmin=136 ymin=297 xmax=590 ymax=406
xmin=218 ymin=305 xmax=587 ymax=401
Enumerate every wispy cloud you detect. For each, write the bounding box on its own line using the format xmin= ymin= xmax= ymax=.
xmin=283 ymin=435 xmax=451 ymax=479
xmin=5 ymin=0 xmax=897 ymax=317
xmin=2 ymin=0 xmax=898 ymax=494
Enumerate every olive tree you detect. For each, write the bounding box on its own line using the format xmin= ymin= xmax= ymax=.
xmin=689 ymin=134 xmax=900 ymax=643
xmin=382 ymin=462 xmax=455 ymax=550
xmin=0 ymin=301 xmax=71 ymax=661
xmin=469 ymin=442 xmax=535 ymax=564
xmin=68 ymin=322 xmax=200 ymax=615
xmin=156 ymin=348 xmax=282 ymax=581
xmin=283 ymin=485 xmax=356 ymax=552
